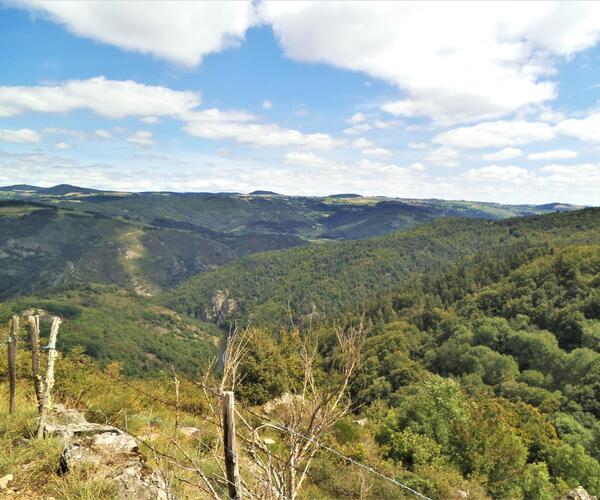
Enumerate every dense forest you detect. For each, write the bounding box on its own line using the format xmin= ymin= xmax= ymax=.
xmin=211 ymin=223 xmax=600 ymax=497
xmin=167 ymin=208 xmax=600 ymax=328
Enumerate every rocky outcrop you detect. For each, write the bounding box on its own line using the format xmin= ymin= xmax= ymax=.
xmin=207 ymin=289 xmax=236 ymax=323
xmin=262 ymin=392 xmax=304 ymax=414
xmin=563 ymin=487 xmax=598 ymax=500
xmin=44 ymin=405 xmax=170 ymax=499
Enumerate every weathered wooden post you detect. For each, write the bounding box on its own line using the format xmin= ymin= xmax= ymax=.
xmin=222 ymin=391 xmax=243 ymax=499
xmin=171 ymin=365 xmax=180 ymax=431
xmin=37 ymin=316 xmax=61 ymax=439
xmin=28 ymin=315 xmax=43 ymax=412
xmin=7 ymin=316 xmax=19 ymax=414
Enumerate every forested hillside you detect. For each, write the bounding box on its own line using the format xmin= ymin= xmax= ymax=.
xmin=166 ymin=208 xmax=600 ymax=328
xmin=226 ymin=238 xmax=600 ymax=497
xmin=0 ymin=201 xmax=304 ymax=299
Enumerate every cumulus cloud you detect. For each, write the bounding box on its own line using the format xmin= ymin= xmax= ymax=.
xmin=183 ymin=108 xmax=341 ymax=150
xmin=424 ymin=146 xmax=459 ymax=167
xmin=127 ymin=130 xmax=155 ymax=146
xmin=528 ymin=149 xmax=577 ymax=160
xmin=434 ymin=120 xmax=555 ymax=149
xmin=16 ymin=0 xmax=255 ymax=66
xmin=0 ymin=128 xmax=41 ymax=143
xmin=140 ymin=116 xmax=160 ymax=124
xmin=463 ymin=165 xmax=532 ymax=183
xmin=349 ymin=112 xmax=366 ymax=124
xmin=95 ymin=129 xmax=113 ymax=139
xmin=554 ymin=110 xmax=600 ymax=143
xmin=408 ymin=142 xmax=428 ymax=150
xmin=362 ymin=147 xmax=392 ymax=158
xmin=351 ymin=137 xmax=372 ymax=149
xmin=53 ymin=141 xmax=71 ymax=150
xmin=262 ymin=2 xmax=600 ymax=124
xmin=0 ymin=77 xmax=201 ymax=118
xmin=283 ymin=151 xmax=328 ymax=167
xmin=482 ymin=147 xmax=522 ymax=161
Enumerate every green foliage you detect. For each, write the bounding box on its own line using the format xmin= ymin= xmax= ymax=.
xmin=167 ymin=208 xmax=600 ymax=329
xmin=0 ymin=285 xmax=219 ymax=376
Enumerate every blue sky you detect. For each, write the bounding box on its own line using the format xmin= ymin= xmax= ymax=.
xmin=1 ymin=1 xmax=600 ymax=204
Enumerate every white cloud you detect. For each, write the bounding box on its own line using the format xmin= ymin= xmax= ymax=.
xmin=349 ymin=112 xmax=366 ymax=124
xmin=434 ymin=120 xmax=555 ymax=149
xmin=482 ymin=147 xmax=522 ymax=161
xmin=127 ymin=130 xmax=155 ymax=146
xmin=555 ymin=110 xmax=600 ymax=143
xmin=540 ymin=163 xmax=600 ymax=182
xmin=343 ymin=122 xmax=372 ymax=135
xmin=528 ymin=149 xmax=577 ymax=160
xmin=283 ymin=151 xmax=328 ymax=167
xmin=0 ymin=77 xmax=201 ymax=118
xmin=262 ymin=2 xmax=600 ymax=124
xmin=462 ymin=165 xmax=533 ymax=183
xmin=343 ymin=116 xmax=400 ymax=135
xmin=351 ymin=137 xmax=372 ymax=149
xmin=140 ymin=116 xmax=160 ymax=124
xmin=43 ymin=127 xmax=87 ymax=140
xmin=183 ymin=108 xmax=341 ymax=150
xmin=424 ymin=146 xmax=459 ymax=167
xmin=17 ymin=1 xmax=255 ymax=66
xmin=538 ymin=108 xmax=565 ymax=123
xmin=53 ymin=141 xmax=71 ymax=150
xmin=0 ymin=128 xmax=41 ymax=143
xmin=262 ymin=100 xmax=273 ymax=110
xmin=362 ymin=147 xmax=392 ymax=158
xmin=95 ymin=129 xmax=113 ymax=139
xmin=408 ymin=142 xmax=428 ymax=150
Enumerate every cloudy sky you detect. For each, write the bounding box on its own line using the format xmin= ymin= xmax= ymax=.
xmin=1 ymin=1 xmax=600 ymax=204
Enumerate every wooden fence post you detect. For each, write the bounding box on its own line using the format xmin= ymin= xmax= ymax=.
xmin=28 ymin=315 xmax=43 ymax=413
xmin=171 ymin=365 xmax=180 ymax=431
xmin=7 ymin=316 xmax=19 ymax=414
xmin=222 ymin=391 xmax=243 ymax=499
xmin=37 ymin=316 xmax=61 ymax=439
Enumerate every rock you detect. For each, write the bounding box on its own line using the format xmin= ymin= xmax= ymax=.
xmin=44 ymin=406 xmax=170 ymax=499
xmin=354 ymin=418 xmax=368 ymax=426
xmin=114 ymin=462 xmax=169 ymax=500
xmin=47 ymin=404 xmax=87 ymax=425
xmin=454 ymin=489 xmax=469 ymax=499
xmin=564 ymin=487 xmax=598 ymax=500
xmin=262 ymin=393 xmax=304 ymax=414
xmin=207 ymin=289 xmax=236 ymax=322
xmin=0 ymin=474 xmax=13 ymax=490
xmin=93 ymin=431 xmax=138 ymax=455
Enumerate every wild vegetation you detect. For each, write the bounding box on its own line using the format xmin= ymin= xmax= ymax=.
xmin=167 ymin=208 xmax=600 ymax=328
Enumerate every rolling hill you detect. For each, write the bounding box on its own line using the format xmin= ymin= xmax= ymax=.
xmin=165 ymin=208 xmax=600 ymax=328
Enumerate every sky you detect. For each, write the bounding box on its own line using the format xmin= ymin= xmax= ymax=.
xmin=1 ymin=1 xmax=600 ymax=204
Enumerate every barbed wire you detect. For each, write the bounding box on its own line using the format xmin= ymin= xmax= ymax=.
xmin=97 ymin=367 xmax=431 ymax=499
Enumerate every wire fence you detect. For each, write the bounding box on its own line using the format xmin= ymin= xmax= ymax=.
xmin=100 ymin=368 xmax=432 ymax=500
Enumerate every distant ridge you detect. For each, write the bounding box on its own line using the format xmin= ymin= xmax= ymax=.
xmin=329 ymin=193 xmax=361 ymax=198
xmin=250 ymin=190 xmax=279 ymax=195
xmin=39 ymin=184 xmax=102 ymax=195
xmin=536 ymin=202 xmax=585 ymax=211
xmin=0 ymin=184 xmax=40 ymax=191
xmin=0 ymin=184 xmax=102 ymax=195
